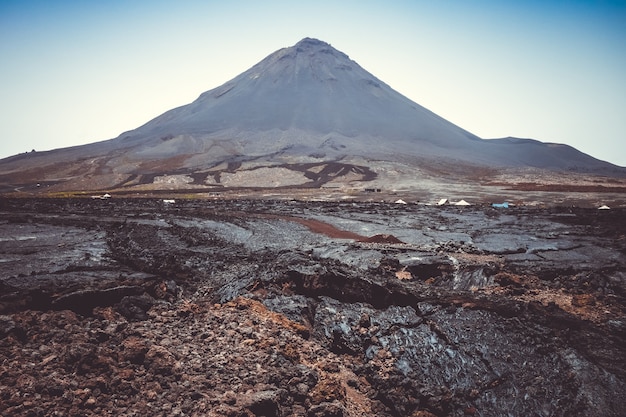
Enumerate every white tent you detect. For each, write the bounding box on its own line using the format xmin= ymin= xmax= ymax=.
xmin=394 ymin=199 xmax=407 ymax=205
xmin=598 ymin=205 xmax=610 ymax=210
xmin=454 ymin=199 xmax=471 ymax=206
xmin=437 ymin=198 xmax=448 ymax=206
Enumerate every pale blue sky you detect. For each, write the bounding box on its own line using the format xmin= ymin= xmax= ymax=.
xmin=1 ymin=0 xmax=625 ymax=166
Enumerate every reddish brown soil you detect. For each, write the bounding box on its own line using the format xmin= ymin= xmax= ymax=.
xmin=260 ymin=214 xmax=367 ymax=240
xmin=283 ymin=217 xmax=366 ymax=240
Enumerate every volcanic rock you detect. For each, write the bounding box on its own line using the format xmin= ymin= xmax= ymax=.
xmin=1 ymin=198 xmax=625 ymax=416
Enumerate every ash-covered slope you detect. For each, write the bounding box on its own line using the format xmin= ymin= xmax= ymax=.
xmin=120 ymin=37 xmax=481 ymax=160
xmin=0 ymin=38 xmax=622 ymax=193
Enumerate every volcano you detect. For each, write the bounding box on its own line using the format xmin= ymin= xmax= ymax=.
xmin=1 ymin=38 xmax=623 ymax=195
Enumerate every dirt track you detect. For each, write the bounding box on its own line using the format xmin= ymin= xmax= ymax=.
xmin=1 ymin=198 xmax=625 ymax=416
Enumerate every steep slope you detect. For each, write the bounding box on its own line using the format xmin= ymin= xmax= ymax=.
xmin=0 ymin=38 xmax=623 ymax=194
xmin=119 ymin=37 xmax=481 ymax=159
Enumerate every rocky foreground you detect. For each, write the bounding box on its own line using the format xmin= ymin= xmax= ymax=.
xmin=1 ymin=198 xmax=625 ymax=416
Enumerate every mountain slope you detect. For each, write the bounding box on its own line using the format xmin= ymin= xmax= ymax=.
xmin=0 ymin=38 xmax=623 ymax=194
xmin=126 ymin=38 xmax=478 ymax=145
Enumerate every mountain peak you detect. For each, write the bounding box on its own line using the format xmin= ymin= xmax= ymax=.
xmin=294 ymin=37 xmax=329 ymax=48
xmin=293 ymin=38 xmax=330 ymax=50
xmin=107 ymin=37 xmax=483 ymax=155
xmin=286 ymin=37 xmax=348 ymax=60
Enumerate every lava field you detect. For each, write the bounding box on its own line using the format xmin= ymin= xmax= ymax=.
xmin=1 ymin=197 xmax=625 ymax=416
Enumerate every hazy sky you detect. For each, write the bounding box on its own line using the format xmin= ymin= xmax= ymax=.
xmin=1 ymin=0 xmax=625 ymax=166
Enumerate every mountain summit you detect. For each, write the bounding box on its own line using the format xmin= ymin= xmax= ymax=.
xmin=120 ymin=37 xmax=480 ymax=161
xmin=0 ymin=38 xmax=623 ymax=195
